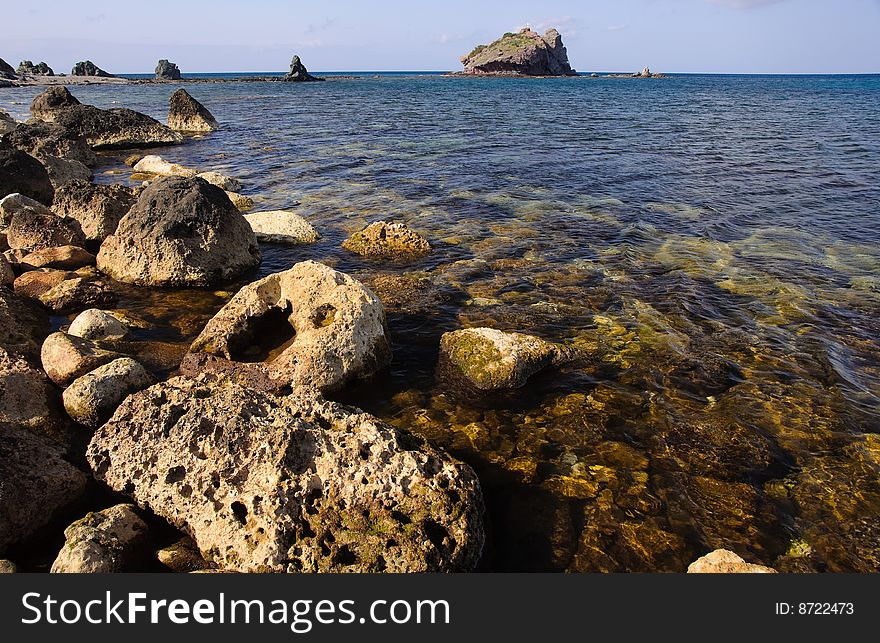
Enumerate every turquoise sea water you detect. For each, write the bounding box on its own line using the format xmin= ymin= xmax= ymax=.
xmin=2 ymin=73 xmax=879 ymax=571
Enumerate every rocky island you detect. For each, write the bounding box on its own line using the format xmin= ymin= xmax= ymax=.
xmin=458 ymin=27 xmax=577 ymax=76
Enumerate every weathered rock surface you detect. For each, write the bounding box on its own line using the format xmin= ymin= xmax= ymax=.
xmin=0 ymin=256 xmax=13 ymax=286
xmin=39 ymin=277 xmax=117 ymax=314
xmin=0 ymin=346 xmax=65 ymax=437
xmin=40 ymin=331 xmax=123 ymax=386
xmin=3 ymin=121 xmax=97 ymax=167
xmin=440 ymin=327 xmax=574 ymax=390
xmin=21 ymin=245 xmax=95 ymax=271
xmin=6 ymin=206 xmax=85 ymax=252
xmin=0 ymin=109 xmax=16 ymax=135
xmin=69 ymin=309 xmax=130 ymax=341
xmin=197 ymin=171 xmax=240 ymax=192
xmin=0 ymin=193 xmax=50 ymax=230
xmin=190 ymin=261 xmax=391 ymax=391
xmin=97 ymin=176 xmax=260 ymax=286
xmin=168 ymin=89 xmax=218 ymax=132
xmin=0 ymin=58 xmax=15 ymax=80
xmin=63 ymin=357 xmax=153 ymax=427
xmin=51 ymin=504 xmax=148 ymax=573
xmin=132 ymin=154 xmax=196 ymax=178
xmin=87 ymin=375 xmax=485 ymax=572
xmin=17 ymin=60 xmax=54 ymax=76
xmin=0 ymin=425 xmax=87 ymax=552
xmin=29 ymin=87 xmax=80 ymax=122
xmin=0 ymin=288 xmax=50 ymax=361
xmin=244 ymin=210 xmax=319 ymax=244
xmin=225 ymin=191 xmax=254 ymax=211
xmin=71 ymin=61 xmax=113 ymax=77
xmin=13 ymin=269 xmax=72 ymax=300
xmin=687 ymin=549 xmax=777 ymax=573
xmin=52 ymin=180 xmax=136 ymax=242
xmin=157 ymin=538 xmax=211 ymax=572
xmin=342 ymin=220 xmax=431 ymax=258
xmin=155 ymin=59 xmax=182 ymax=80
xmin=284 ymin=55 xmax=322 ymax=82
xmin=460 ymin=28 xmax=576 ymax=76
xmin=0 ymin=559 xmax=16 ymax=573
xmin=0 ymin=146 xmax=54 ymax=205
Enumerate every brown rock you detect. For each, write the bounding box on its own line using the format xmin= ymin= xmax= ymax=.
xmin=21 ymin=245 xmax=95 ymax=271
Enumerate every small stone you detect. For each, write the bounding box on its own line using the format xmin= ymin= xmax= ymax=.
xmin=0 ymin=560 xmax=16 ymax=573
xmin=244 ymin=210 xmax=320 ymax=244
xmin=51 ymin=504 xmax=148 ymax=573
xmin=343 ymin=220 xmax=431 ymax=258
xmin=63 ymin=357 xmax=153 ymax=427
xmin=0 ymin=193 xmax=52 ymax=230
xmin=69 ymin=308 xmax=130 ymax=341
xmin=39 ymin=277 xmax=117 ymax=314
xmin=225 ymin=190 xmax=254 ymax=211
xmin=40 ymin=331 xmax=124 ymax=386
xmin=157 ymin=538 xmax=211 ymax=572
xmin=687 ymin=549 xmax=777 ymax=573
xmin=196 ymin=171 xmax=240 ymax=192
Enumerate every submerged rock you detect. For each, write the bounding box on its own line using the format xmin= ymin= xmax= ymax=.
xmin=155 ymin=59 xmax=182 ymax=80
xmin=244 ymin=210 xmax=319 ymax=244
xmin=284 ymin=55 xmax=322 ymax=82
xmin=132 ymin=154 xmax=197 ymax=178
xmin=460 ymin=28 xmax=576 ymax=76
xmin=40 ymin=331 xmax=123 ymax=386
xmin=190 ymin=261 xmax=391 ymax=392
xmin=87 ymin=375 xmax=485 ymax=572
xmin=687 ymin=549 xmax=777 ymax=573
xmin=168 ymin=89 xmax=218 ymax=132
xmin=440 ymin=327 xmax=573 ymax=390
xmin=69 ymin=309 xmax=130 ymax=341
xmin=97 ymin=176 xmax=260 ymax=287
xmin=51 ymin=180 xmax=136 ymax=242
xmin=63 ymin=357 xmax=153 ymax=427
xmin=342 ymin=220 xmax=431 ymax=258
xmin=51 ymin=504 xmax=148 ymax=573
xmin=0 ymin=146 xmax=54 ymax=205
xmin=71 ymin=60 xmax=113 ymax=77
xmin=0 ymin=426 xmax=87 ymax=552
xmin=6 ymin=207 xmax=85 ymax=252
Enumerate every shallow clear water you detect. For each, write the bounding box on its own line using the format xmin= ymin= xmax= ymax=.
xmin=3 ymin=74 xmax=880 ymax=571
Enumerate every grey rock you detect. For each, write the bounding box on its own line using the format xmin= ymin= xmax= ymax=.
xmin=17 ymin=60 xmax=54 ymax=76
xmin=51 ymin=504 xmax=148 ymax=573
xmin=29 ymin=87 xmax=80 ymax=122
xmin=68 ymin=309 xmax=130 ymax=341
xmin=284 ymin=55 xmax=322 ymax=82
xmin=0 ymin=145 xmax=54 ymax=205
xmin=0 ymin=288 xmax=50 ymax=362
xmin=0 ymin=58 xmax=15 ymax=80
xmin=461 ymin=27 xmax=576 ymax=76
xmin=52 ymin=180 xmax=136 ymax=242
xmin=6 ymin=206 xmax=85 ymax=252
xmin=155 ymin=59 xmax=181 ymax=81
xmin=71 ymin=61 xmax=113 ymax=77
xmin=244 ymin=210 xmax=319 ymax=244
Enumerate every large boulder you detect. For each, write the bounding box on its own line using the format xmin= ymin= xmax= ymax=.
xmin=71 ymin=60 xmax=113 ymax=77
xmin=5 ymin=121 xmax=99 ymax=167
xmin=51 ymin=504 xmax=148 ymax=573
xmin=342 ymin=220 xmax=431 ymax=258
xmin=168 ymin=89 xmax=218 ymax=132
xmin=190 ymin=261 xmax=391 ymax=392
xmin=16 ymin=60 xmax=54 ymax=76
xmin=0 ymin=425 xmax=87 ymax=553
xmin=284 ymin=55 xmax=322 ymax=82
xmin=63 ymin=357 xmax=153 ymax=427
xmin=244 ymin=210 xmax=319 ymax=244
xmin=29 ymin=87 xmax=80 ymax=122
xmin=87 ymin=375 xmax=485 ymax=572
xmin=97 ymin=176 xmax=260 ymax=287
xmin=40 ymin=331 xmax=123 ymax=386
xmin=155 ymin=59 xmax=182 ymax=80
xmin=52 ymin=180 xmax=136 ymax=242
xmin=0 ymin=288 xmax=50 ymax=361
xmin=21 ymin=245 xmax=95 ymax=271
xmin=460 ymin=27 xmax=576 ymax=76
xmin=687 ymin=549 xmax=777 ymax=574
xmin=0 ymin=146 xmax=54 ymax=205
xmin=0 ymin=346 xmax=66 ymax=438
xmin=439 ymin=327 xmax=574 ymax=390
xmin=6 ymin=207 xmax=85 ymax=252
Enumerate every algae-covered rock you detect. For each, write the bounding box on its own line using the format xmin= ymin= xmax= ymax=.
xmin=342 ymin=220 xmax=431 ymax=258
xmin=63 ymin=357 xmax=153 ymax=427
xmin=51 ymin=504 xmax=148 ymax=573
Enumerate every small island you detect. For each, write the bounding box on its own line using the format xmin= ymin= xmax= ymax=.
xmin=457 ymin=27 xmax=577 ymax=77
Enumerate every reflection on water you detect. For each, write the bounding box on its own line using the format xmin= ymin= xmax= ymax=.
xmin=3 ymin=74 xmax=879 ymax=571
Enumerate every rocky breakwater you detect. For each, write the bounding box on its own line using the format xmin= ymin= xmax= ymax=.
xmin=459 ymin=27 xmax=577 ymax=76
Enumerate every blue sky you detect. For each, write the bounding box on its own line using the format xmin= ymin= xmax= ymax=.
xmin=4 ymin=0 xmax=879 ymax=73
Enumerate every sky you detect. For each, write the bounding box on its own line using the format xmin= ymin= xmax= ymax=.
xmin=3 ymin=0 xmax=879 ymax=74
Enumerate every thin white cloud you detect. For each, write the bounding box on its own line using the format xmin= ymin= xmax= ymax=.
xmin=706 ymin=0 xmax=788 ymax=8
xmin=606 ymin=24 xmax=628 ymax=32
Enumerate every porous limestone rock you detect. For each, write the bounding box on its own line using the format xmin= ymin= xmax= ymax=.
xmin=225 ymin=190 xmax=254 ymax=211
xmin=87 ymin=375 xmax=485 ymax=572
xmin=0 ymin=256 xmax=13 ymax=286
xmin=0 ymin=560 xmax=16 ymax=573
xmin=96 ymin=176 xmax=260 ymax=287
xmin=63 ymin=357 xmax=153 ymax=427
xmin=38 ymin=277 xmax=117 ymax=314
xmin=21 ymin=245 xmax=95 ymax=271
xmin=51 ymin=504 xmax=148 ymax=573
xmin=687 ymin=549 xmax=777 ymax=573
xmin=0 ymin=109 xmax=16 ymax=134
xmin=69 ymin=309 xmax=130 ymax=341
xmin=156 ymin=538 xmax=211 ymax=572
xmin=0 ymin=193 xmax=51 ymax=230
xmin=3 ymin=121 xmax=98 ymax=168
xmin=13 ymin=269 xmax=72 ymax=300
xmin=196 ymin=171 xmax=240 ymax=192
xmin=342 ymin=220 xmax=431 ymax=258
xmin=131 ymin=154 xmax=197 ymax=178
xmin=6 ymin=206 xmax=85 ymax=252
xmin=0 ymin=346 xmax=66 ymax=437
xmin=460 ymin=28 xmax=576 ymax=76
xmin=189 ymin=261 xmax=391 ymax=392
xmin=40 ymin=331 xmax=123 ymax=386
xmin=440 ymin=327 xmax=574 ymax=390
xmin=168 ymin=89 xmax=219 ymax=132
xmin=51 ymin=180 xmax=136 ymax=242
xmin=244 ymin=210 xmax=320 ymax=244
xmin=0 ymin=288 xmax=50 ymax=361
xmin=29 ymin=87 xmax=80 ymax=122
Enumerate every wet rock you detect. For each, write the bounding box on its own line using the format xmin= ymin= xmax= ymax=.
xmin=132 ymin=154 xmax=197 ymax=178
xmin=0 ymin=346 xmax=66 ymax=438
xmin=0 ymin=425 xmax=87 ymax=552
xmin=155 ymin=59 xmax=182 ymax=81
xmin=28 ymin=87 xmax=81 ymax=122
xmin=0 ymin=146 xmax=54 ymax=205
xmin=40 ymin=331 xmax=123 ymax=386
xmin=14 ymin=269 xmax=72 ymax=299
xmin=87 ymin=375 xmax=485 ymax=572
xmin=97 ymin=176 xmax=260 ymax=286
xmin=51 ymin=504 xmax=148 ymax=573
xmin=157 ymin=538 xmax=211 ymax=572
xmin=39 ymin=277 xmax=117 ymax=314
xmin=0 ymin=559 xmax=16 ymax=573
xmin=460 ymin=28 xmax=576 ymax=76
xmin=284 ymin=55 xmax=322 ymax=82
xmin=21 ymin=245 xmax=95 ymax=271
xmin=244 ymin=210 xmax=319 ymax=244
xmin=17 ymin=60 xmax=54 ymax=76
xmin=342 ymin=220 xmax=431 ymax=258
xmin=71 ymin=60 xmax=113 ymax=77
xmin=6 ymin=207 xmax=85 ymax=252
xmin=190 ymin=261 xmax=391 ymax=392
xmin=687 ymin=549 xmax=776 ymax=573
xmin=69 ymin=309 xmax=130 ymax=341
xmin=168 ymin=89 xmax=218 ymax=132
xmin=439 ymin=327 xmax=573 ymax=390
xmin=51 ymin=180 xmax=136 ymax=242
xmin=63 ymin=357 xmax=153 ymax=427
xmin=225 ymin=190 xmax=254 ymax=211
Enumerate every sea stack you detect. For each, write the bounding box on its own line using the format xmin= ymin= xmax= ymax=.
xmin=284 ymin=55 xmax=322 ymax=82
xmin=155 ymin=59 xmax=182 ymax=80
xmin=17 ymin=61 xmax=54 ymax=76
xmin=71 ymin=61 xmax=113 ymax=77
xmin=0 ymin=58 xmax=15 ymax=80
xmin=167 ymin=89 xmax=219 ymax=132
xmin=460 ymin=27 xmax=576 ymax=76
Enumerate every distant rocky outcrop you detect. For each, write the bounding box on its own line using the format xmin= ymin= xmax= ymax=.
xmin=167 ymin=89 xmax=218 ymax=132
xmin=284 ymin=55 xmax=322 ymax=82
xmin=71 ymin=61 xmax=113 ymax=78
xmin=17 ymin=60 xmax=54 ymax=76
xmin=460 ymin=28 xmax=576 ymax=76
xmin=155 ymin=59 xmax=181 ymax=80
xmin=0 ymin=58 xmax=15 ymax=80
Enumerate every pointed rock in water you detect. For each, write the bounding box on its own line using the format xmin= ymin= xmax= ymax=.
xmin=168 ymin=89 xmax=218 ymax=132
xmin=155 ymin=59 xmax=182 ymax=80
xmin=189 ymin=260 xmax=391 ymax=392
xmin=51 ymin=504 xmax=148 ymax=573
xmin=244 ymin=210 xmax=320 ymax=244
xmin=440 ymin=327 xmax=574 ymax=390
xmin=0 ymin=146 xmax=54 ymax=206
xmin=51 ymin=180 xmax=136 ymax=242
xmin=71 ymin=60 xmax=113 ymax=77
xmin=687 ymin=549 xmax=777 ymax=573
xmin=87 ymin=375 xmax=485 ymax=572
xmin=96 ymin=175 xmax=260 ymax=287
xmin=284 ymin=55 xmax=322 ymax=82
xmin=460 ymin=27 xmax=576 ymax=76
xmin=342 ymin=220 xmax=431 ymax=258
